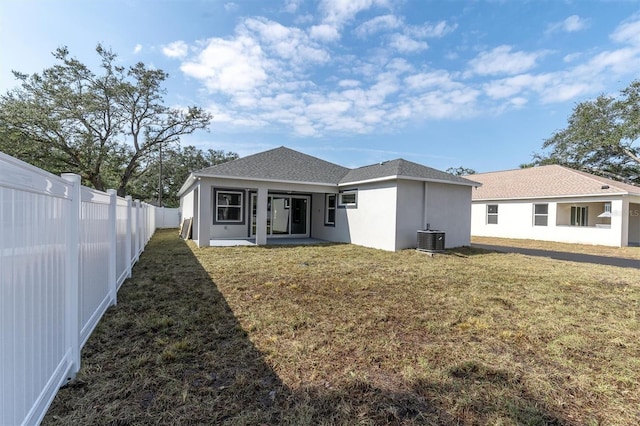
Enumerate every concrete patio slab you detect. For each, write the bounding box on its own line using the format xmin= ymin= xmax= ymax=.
xmin=209 ymin=238 xmax=327 ymax=247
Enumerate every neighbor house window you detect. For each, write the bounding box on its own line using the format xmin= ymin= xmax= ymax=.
xmin=487 ymin=204 xmax=498 ymax=224
xmin=339 ymin=189 xmax=357 ymax=207
xmin=325 ymin=194 xmax=336 ymax=226
xmin=571 ymin=206 xmax=588 ymax=226
xmin=533 ymin=204 xmax=548 ymax=226
xmin=215 ymin=189 xmax=243 ymax=223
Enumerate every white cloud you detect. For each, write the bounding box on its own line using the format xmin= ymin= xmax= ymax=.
xmin=162 ymin=40 xmax=189 ymax=58
xmin=610 ymin=16 xmax=640 ymax=45
xmin=563 ymin=15 xmax=588 ymax=32
xmin=316 ymin=0 xmax=391 ymax=42
xmin=133 ymin=44 xmax=142 ymax=54
xmin=338 ymin=79 xmax=361 ymax=87
xmin=563 ymin=52 xmax=582 ymax=63
xmin=354 ymin=14 xmax=402 ymax=37
xmin=172 ymin=7 xmax=640 ymax=138
xmin=483 ymin=74 xmax=552 ymax=99
xmin=180 ymin=35 xmax=268 ymax=94
xmin=468 ymin=45 xmax=543 ymax=76
xmin=540 ymin=82 xmax=592 ymax=103
xmin=407 ymin=87 xmax=481 ymax=120
xmin=307 ymin=100 xmax=352 ymax=117
xmin=224 ymin=2 xmax=238 ymax=12
xmin=241 ymin=17 xmax=330 ymax=65
xmin=546 ymin=15 xmax=589 ymax=34
xmin=404 ymin=70 xmax=461 ymax=90
xmin=406 ymin=21 xmax=457 ymax=38
xmin=319 ymin=0 xmax=390 ymax=27
xmin=388 ymin=33 xmax=428 ymax=53
xmin=586 ymin=47 xmax=640 ymax=75
xmin=477 ymin=15 xmax=640 ymax=107
xmin=309 ymin=24 xmax=341 ymax=42
xmin=510 ymin=97 xmax=528 ymax=107
xmin=283 ymin=0 xmax=302 ymax=13
xmin=354 ymin=16 xmax=455 ymax=54
xmin=355 ymin=15 xmax=456 ymax=42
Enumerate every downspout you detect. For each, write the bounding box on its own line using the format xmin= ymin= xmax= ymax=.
xmin=422 ymin=182 xmax=429 ymax=230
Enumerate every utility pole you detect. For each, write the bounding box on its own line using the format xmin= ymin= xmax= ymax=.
xmin=158 ymin=143 xmax=163 ymax=207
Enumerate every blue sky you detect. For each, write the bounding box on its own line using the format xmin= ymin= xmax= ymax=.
xmin=1 ymin=1 xmax=640 ymax=173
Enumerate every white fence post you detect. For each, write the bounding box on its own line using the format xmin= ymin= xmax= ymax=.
xmin=107 ymin=189 xmax=118 ymax=306
xmin=125 ymin=195 xmax=132 ymax=278
xmin=135 ymin=200 xmax=141 ymax=260
xmin=61 ymin=173 xmax=81 ymax=379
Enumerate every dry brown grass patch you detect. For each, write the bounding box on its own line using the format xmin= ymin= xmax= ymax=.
xmin=44 ymin=230 xmax=640 ymax=425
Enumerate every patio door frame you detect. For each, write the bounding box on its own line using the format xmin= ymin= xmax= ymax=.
xmin=250 ymin=192 xmax=311 ymax=238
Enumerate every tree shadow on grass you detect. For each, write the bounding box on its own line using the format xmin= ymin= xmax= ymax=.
xmin=284 ymin=362 xmax=569 ymax=425
xmin=43 ymin=230 xmax=570 ymax=425
xmin=43 ymin=230 xmax=290 ymax=425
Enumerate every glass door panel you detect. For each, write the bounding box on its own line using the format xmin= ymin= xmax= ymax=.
xmin=291 ymin=198 xmax=307 ymax=235
xmin=271 ymin=196 xmax=290 ymax=234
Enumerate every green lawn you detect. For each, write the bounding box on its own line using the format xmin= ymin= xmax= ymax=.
xmin=44 ymin=229 xmax=640 ymax=425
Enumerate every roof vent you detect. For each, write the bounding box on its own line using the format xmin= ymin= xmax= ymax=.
xmin=601 ymin=185 xmax=610 ymax=189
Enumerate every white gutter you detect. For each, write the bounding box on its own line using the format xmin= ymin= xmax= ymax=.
xmin=472 ymin=192 xmax=631 ymax=202
xmin=339 ymin=174 xmax=481 ymax=187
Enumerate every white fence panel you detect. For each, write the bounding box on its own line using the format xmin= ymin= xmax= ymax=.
xmin=0 ymin=152 xmax=174 ymax=426
xmin=156 ymin=207 xmax=180 ymax=228
xmin=79 ymin=187 xmax=114 ymax=348
xmin=1 ymin=155 xmax=74 ymax=426
xmin=115 ymin=197 xmax=130 ymax=289
xmin=130 ymin=199 xmax=139 ymax=265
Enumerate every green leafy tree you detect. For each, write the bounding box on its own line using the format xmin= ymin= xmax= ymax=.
xmin=534 ymin=80 xmax=640 ymax=184
xmin=446 ymin=166 xmax=476 ymax=176
xmin=128 ymin=146 xmax=238 ymax=207
xmin=0 ymin=45 xmax=212 ymax=196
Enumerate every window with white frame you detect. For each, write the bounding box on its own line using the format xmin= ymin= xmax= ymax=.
xmin=325 ymin=194 xmax=336 ymax=225
xmin=215 ymin=190 xmax=243 ymax=223
xmin=533 ymin=203 xmax=548 ymax=226
xmin=339 ymin=189 xmax=357 ymax=207
xmin=487 ymin=204 xmax=498 ymax=224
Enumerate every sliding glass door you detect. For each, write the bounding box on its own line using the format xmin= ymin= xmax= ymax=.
xmin=250 ymin=194 xmax=309 ymax=238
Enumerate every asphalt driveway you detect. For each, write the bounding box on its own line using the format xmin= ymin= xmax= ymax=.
xmin=472 ymin=244 xmax=640 ymax=269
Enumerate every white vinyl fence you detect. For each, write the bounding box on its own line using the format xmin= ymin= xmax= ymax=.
xmin=0 ymin=152 xmax=179 ymax=426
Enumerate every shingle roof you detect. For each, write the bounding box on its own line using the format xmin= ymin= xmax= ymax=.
xmin=192 ymin=146 xmax=478 ymax=187
xmin=195 ymin=146 xmax=350 ymax=184
xmin=470 ymin=165 xmax=640 ymax=200
xmin=340 ymin=158 xmax=479 ymax=186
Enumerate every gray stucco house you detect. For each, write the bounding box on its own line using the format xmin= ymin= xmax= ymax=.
xmin=178 ymin=146 xmax=479 ymax=251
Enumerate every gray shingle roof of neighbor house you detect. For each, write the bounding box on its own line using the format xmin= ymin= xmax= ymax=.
xmin=470 ymin=165 xmax=640 ymax=200
xmin=192 ymin=146 xmax=480 ymax=187
xmin=340 ymin=158 xmax=479 ymax=186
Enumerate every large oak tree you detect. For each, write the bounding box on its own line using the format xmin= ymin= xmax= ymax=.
xmin=0 ymin=45 xmax=213 ymax=196
xmin=128 ymin=146 xmax=238 ymax=208
xmin=534 ymin=80 xmax=640 ymax=184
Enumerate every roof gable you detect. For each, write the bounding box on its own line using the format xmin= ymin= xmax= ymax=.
xmin=340 ymin=158 xmax=479 ymax=186
xmin=195 ymin=146 xmax=350 ymax=184
xmin=471 ymin=165 xmax=640 ymax=200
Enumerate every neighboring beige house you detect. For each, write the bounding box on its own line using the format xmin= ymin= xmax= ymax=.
xmin=470 ymin=165 xmax=640 ymax=247
xmin=178 ymin=146 xmax=479 ymax=251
